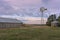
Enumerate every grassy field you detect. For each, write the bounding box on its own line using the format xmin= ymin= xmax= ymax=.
xmin=0 ymin=26 xmax=60 ymax=40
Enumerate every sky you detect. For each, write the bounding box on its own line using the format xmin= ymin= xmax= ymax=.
xmin=0 ymin=0 xmax=60 ymax=24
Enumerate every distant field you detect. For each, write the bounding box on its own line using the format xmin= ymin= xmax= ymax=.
xmin=0 ymin=26 xmax=60 ymax=40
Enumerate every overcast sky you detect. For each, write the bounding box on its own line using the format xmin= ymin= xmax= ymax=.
xmin=0 ymin=0 xmax=60 ymax=24
xmin=0 ymin=0 xmax=60 ymax=17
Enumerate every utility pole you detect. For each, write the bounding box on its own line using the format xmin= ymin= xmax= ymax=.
xmin=40 ymin=7 xmax=47 ymax=25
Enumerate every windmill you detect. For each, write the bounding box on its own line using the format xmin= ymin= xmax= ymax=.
xmin=40 ymin=7 xmax=47 ymax=25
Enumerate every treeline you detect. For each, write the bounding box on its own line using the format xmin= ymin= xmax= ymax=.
xmin=46 ymin=14 xmax=60 ymax=26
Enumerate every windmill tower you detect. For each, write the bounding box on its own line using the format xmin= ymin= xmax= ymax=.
xmin=40 ymin=7 xmax=47 ymax=25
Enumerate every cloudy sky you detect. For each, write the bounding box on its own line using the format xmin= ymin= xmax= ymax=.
xmin=0 ymin=0 xmax=60 ymax=16
xmin=0 ymin=0 xmax=60 ymax=24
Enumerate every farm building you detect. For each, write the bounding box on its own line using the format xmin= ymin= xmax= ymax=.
xmin=51 ymin=20 xmax=60 ymax=27
xmin=0 ymin=17 xmax=23 ymax=28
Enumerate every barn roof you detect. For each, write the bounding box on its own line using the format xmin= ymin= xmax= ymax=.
xmin=51 ymin=21 xmax=59 ymax=23
xmin=0 ymin=17 xmax=22 ymax=23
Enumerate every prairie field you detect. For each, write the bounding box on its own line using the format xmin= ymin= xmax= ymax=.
xmin=0 ymin=26 xmax=60 ymax=40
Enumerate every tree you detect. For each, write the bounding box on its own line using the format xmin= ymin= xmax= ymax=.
xmin=56 ymin=16 xmax=60 ymax=26
xmin=46 ymin=14 xmax=56 ymax=26
xmin=57 ymin=16 xmax=60 ymax=22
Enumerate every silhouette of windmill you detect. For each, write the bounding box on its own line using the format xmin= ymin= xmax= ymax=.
xmin=40 ymin=7 xmax=47 ymax=25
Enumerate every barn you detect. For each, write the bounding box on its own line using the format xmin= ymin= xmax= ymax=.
xmin=51 ymin=20 xmax=60 ymax=27
xmin=0 ymin=17 xmax=23 ymax=28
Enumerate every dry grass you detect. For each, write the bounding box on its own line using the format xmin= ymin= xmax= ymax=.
xmin=0 ymin=26 xmax=60 ymax=40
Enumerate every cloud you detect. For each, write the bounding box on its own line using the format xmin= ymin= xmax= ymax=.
xmin=0 ymin=0 xmax=60 ymax=18
xmin=0 ymin=15 xmax=47 ymax=20
xmin=1 ymin=0 xmax=60 ymax=24
xmin=1 ymin=0 xmax=60 ymax=10
xmin=5 ymin=0 xmax=42 ymax=8
xmin=43 ymin=0 xmax=60 ymax=8
xmin=0 ymin=15 xmax=47 ymax=24
xmin=0 ymin=0 xmax=16 ymax=15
